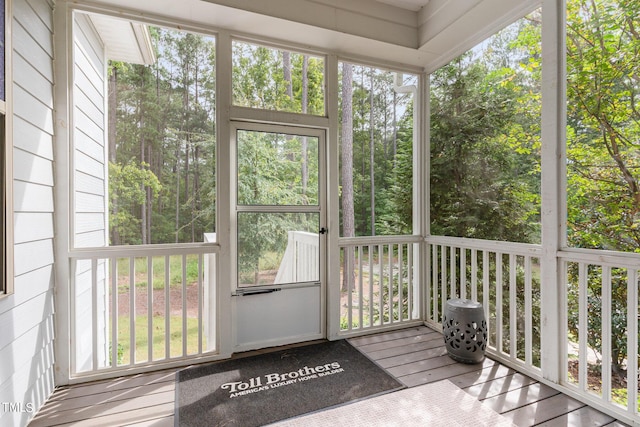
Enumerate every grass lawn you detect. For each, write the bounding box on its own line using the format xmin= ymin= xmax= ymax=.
xmin=113 ymin=315 xmax=202 ymax=365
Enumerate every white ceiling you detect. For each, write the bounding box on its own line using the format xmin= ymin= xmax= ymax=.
xmin=90 ymin=0 xmax=539 ymax=72
xmin=375 ymin=0 xmax=429 ymax=12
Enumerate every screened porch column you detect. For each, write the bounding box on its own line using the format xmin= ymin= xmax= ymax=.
xmin=539 ymin=0 xmax=566 ymax=384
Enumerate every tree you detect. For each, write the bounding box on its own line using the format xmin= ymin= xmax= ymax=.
xmin=565 ymin=0 xmax=640 ymax=377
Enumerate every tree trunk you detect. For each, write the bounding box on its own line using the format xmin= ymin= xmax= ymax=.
xmin=301 ymin=55 xmax=309 ymax=199
xmin=341 ymin=63 xmax=355 ymax=293
xmin=369 ymin=69 xmax=375 ymax=236
xmin=108 ymin=65 xmax=120 ymax=245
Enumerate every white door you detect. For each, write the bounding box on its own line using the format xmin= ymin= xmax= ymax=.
xmin=231 ymin=122 xmax=326 ymax=351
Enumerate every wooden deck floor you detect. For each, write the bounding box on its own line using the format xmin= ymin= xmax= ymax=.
xmin=29 ymin=326 xmax=628 ymax=427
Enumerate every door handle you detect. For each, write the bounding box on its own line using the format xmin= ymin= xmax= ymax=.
xmin=233 ymin=288 xmax=281 ymax=297
xmin=319 ymin=227 xmax=328 ymax=234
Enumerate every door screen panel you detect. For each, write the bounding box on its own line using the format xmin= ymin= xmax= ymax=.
xmin=237 ymin=212 xmax=319 ymax=287
xmin=237 ymin=130 xmax=319 ymax=206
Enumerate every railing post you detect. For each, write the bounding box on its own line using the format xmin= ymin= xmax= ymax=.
xmin=540 ymin=0 xmax=566 ymax=384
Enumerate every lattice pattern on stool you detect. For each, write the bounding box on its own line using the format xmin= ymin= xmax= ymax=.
xmin=443 ymin=316 xmax=487 ymax=353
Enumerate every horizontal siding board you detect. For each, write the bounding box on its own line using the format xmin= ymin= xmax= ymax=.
xmin=74 ymin=62 xmax=104 ymax=113
xmin=0 ymin=265 xmax=54 ymax=317
xmin=14 ymin=0 xmax=53 ymax=56
xmin=74 ymin=108 xmax=105 ymax=147
xmin=75 ymin=230 xmax=107 ymax=248
xmin=0 ymin=344 xmax=55 ymax=427
xmin=13 ymin=148 xmax=54 ymax=186
xmin=14 ymin=84 xmax=54 ymax=135
xmin=14 ymin=53 xmax=53 ymax=106
xmin=75 ymin=191 xmax=106 ymax=213
xmin=75 ymin=212 xmax=106 ymax=234
xmin=0 ymin=290 xmax=54 ymax=351
xmin=75 ymin=150 xmax=105 ymax=179
xmin=74 ymin=82 xmax=104 ymax=130
xmin=13 ymin=181 xmax=54 ymax=212
xmin=14 ymin=212 xmax=54 ymax=244
xmin=75 ymin=127 xmax=105 ymax=161
xmin=74 ymin=16 xmax=105 ymax=79
xmin=13 ymin=240 xmax=55 ymax=277
xmin=25 ymin=0 xmax=54 ymax=32
xmin=75 ymin=170 xmax=105 ymax=196
xmin=13 ymin=116 xmax=53 ymax=160
xmin=12 ymin=21 xmax=53 ymax=81
xmin=0 ymin=314 xmax=54 ymax=386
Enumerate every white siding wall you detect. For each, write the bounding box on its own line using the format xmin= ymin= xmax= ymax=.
xmin=0 ymin=0 xmax=55 ymax=426
xmin=72 ymin=13 xmax=109 ymax=373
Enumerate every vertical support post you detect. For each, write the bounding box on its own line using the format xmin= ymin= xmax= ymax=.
xmin=540 ymin=0 xmax=567 ymax=384
xmin=326 ymin=53 xmax=341 ymax=339
xmin=215 ymin=31 xmax=233 ymax=356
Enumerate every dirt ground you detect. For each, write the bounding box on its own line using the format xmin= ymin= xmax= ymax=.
xmin=115 ymin=283 xmax=201 ymax=318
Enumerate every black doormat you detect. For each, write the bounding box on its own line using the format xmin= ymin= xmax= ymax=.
xmin=175 ymin=340 xmax=404 ymax=427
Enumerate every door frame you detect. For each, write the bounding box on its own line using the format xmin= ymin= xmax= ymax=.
xmin=229 ymin=121 xmax=328 ymax=350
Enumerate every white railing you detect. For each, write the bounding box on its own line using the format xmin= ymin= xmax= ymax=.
xmin=426 ymin=235 xmax=640 ymax=424
xmin=275 ymin=231 xmax=319 ymax=283
xmin=559 ymin=248 xmax=639 ymax=422
xmin=338 ymin=235 xmax=423 ymax=335
xmin=69 ymin=241 xmax=219 ymax=379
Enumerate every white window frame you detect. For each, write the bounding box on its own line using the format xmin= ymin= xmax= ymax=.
xmin=1 ymin=0 xmax=12 ymax=298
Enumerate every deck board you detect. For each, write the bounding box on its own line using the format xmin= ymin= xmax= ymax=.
xmin=29 ymin=325 xmax=628 ymax=427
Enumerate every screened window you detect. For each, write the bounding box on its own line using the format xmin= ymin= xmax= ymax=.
xmin=429 ymin=11 xmax=542 ymax=244
xmin=232 ymin=40 xmax=325 ymax=116
xmin=72 ymin=13 xmax=216 ymax=247
xmin=338 ymin=62 xmax=417 ymax=237
xmin=565 ymin=0 xmax=640 ymax=253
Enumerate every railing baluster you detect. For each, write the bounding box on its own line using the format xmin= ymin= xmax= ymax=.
xmin=441 ymin=245 xmax=446 ymax=322
xmin=578 ymin=262 xmax=588 ymax=391
xmin=471 ymin=249 xmax=478 ymax=302
xmin=482 ymin=250 xmax=490 ymax=346
xmin=369 ymin=244 xmax=374 ymax=328
xmin=524 ymin=255 xmax=532 ymax=366
xmin=627 ymin=268 xmax=638 ymax=415
xmin=110 ymin=258 xmax=118 ymax=367
xmin=460 ymin=247 xmax=466 ymax=300
xmin=602 ymin=266 xmax=612 ymax=401
xmin=450 ymin=245 xmax=456 ymax=298
xmin=388 ymin=244 xmax=393 ymax=324
xmin=198 ymin=254 xmax=203 ymax=355
xmin=347 ymin=246 xmax=353 ymax=331
xmin=165 ymin=255 xmax=170 ymax=360
xmin=91 ymin=258 xmax=99 ymax=371
xmin=358 ymin=245 xmax=364 ymax=329
xmin=509 ymin=254 xmax=516 ymax=359
xmin=182 ymin=254 xmax=188 ymax=357
xmin=431 ymin=244 xmax=437 ymax=322
xmin=378 ymin=244 xmax=384 ymax=326
xmin=129 ymin=257 xmax=135 ymax=365
xmin=147 ymin=256 xmax=153 ymax=362
xmin=407 ymin=243 xmax=413 ymax=320
xmin=496 ymin=252 xmax=503 ymax=353
xmin=398 ymin=243 xmax=404 ymax=322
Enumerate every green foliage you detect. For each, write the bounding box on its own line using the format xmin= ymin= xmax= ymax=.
xmin=429 ymin=37 xmax=541 ymax=243
xmin=338 ymin=65 xmax=416 ymax=237
xmin=109 ymin=162 xmax=161 ymax=245
xmin=110 ymin=28 xmax=216 ymax=245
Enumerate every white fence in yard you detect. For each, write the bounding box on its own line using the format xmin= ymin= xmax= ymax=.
xmin=275 ymin=231 xmax=319 ymax=284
